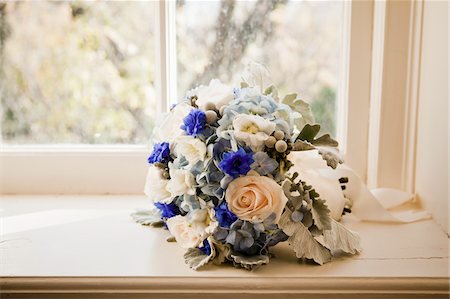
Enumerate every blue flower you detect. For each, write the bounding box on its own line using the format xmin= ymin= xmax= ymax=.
xmin=181 ymin=109 xmax=206 ymax=137
xmin=148 ymin=142 xmax=170 ymax=164
xmin=251 ymin=152 xmax=279 ymax=175
xmin=219 ymin=148 xmax=254 ymax=178
xmin=214 ymin=201 xmax=238 ymax=228
xmin=198 ymin=239 xmax=211 ymax=256
xmin=154 ymin=202 xmax=180 ymax=219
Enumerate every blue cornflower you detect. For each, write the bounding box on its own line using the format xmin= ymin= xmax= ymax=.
xmin=148 ymin=142 xmax=170 ymax=164
xmin=198 ymin=239 xmax=211 ymax=256
xmin=219 ymin=148 xmax=254 ymax=178
xmin=154 ymin=202 xmax=180 ymax=219
xmin=181 ymin=109 xmax=206 ymax=137
xmin=214 ymin=201 xmax=238 ymax=228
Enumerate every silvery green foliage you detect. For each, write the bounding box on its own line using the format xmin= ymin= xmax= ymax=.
xmin=280 ymin=174 xmax=361 ymax=264
xmin=285 ymin=177 xmax=332 ymax=232
xmin=279 ymin=209 xmax=332 ymax=265
xmin=184 ymin=239 xmax=215 ymax=270
xmin=230 ymin=253 xmax=270 ymax=271
xmin=131 ymin=209 xmax=164 ymax=227
xmin=323 ymin=219 xmax=362 ymax=255
xmin=291 ymin=123 xmax=342 ymax=169
xmin=311 ymin=197 xmax=332 ymax=231
xmin=316 ymin=146 xmax=343 ymax=169
xmin=282 ymin=174 xmax=331 ymax=234
xmin=211 ymin=240 xmax=232 ymax=266
xmin=281 ymin=93 xmax=315 ymax=132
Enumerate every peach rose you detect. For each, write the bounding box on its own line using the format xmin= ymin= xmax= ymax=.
xmin=225 ymin=175 xmax=288 ymax=223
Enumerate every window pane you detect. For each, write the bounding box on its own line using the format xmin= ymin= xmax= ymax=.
xmin=176 ymin=0 xmax=343 ymax=136
xmin=0 ymin=1 xmax=156 ymax=144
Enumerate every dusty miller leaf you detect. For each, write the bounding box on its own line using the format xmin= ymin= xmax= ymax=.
xmin=323 ymin=219 xmax=362 ymax=255
xmin=230 ymin=253 xmax=270 ymax=271
xmin=212 ymin=240 xmax=232 ymax=265
xmin=311 ymin=197 xmax=332 ymax=231
xmin=313 ymin=134 xmax=339 ymax=147
xmin=131 ymin=209 xmax=164 ymax=227
xmin=281 ymin=94 xmax=315 ymax=125
xmin=264 ymin=85 xmax=278 ymax=99
xmin=279 ymin=209 xmax=332 ymax=265
xmin=184 ymin=239 xmax=216 ymax=270
xmin=282 ymin=179 xmax=303 ymax=210
xmin=291 ymin=140 xmax=316 ymax=151
xmin=317 ymin=146 xmax=343 ymax=169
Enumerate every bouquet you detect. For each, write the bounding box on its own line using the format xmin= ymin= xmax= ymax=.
xmin=133 ymin=63 xmax=361 ymax=270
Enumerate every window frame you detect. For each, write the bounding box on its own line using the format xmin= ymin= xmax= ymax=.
xmin=1 ymin=1 xmax=416 ymax=195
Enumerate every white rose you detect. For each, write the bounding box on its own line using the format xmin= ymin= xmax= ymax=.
xmin=166 ymin=164 xmax=196 ymax=197
xmin=144 ymin=166 xmax=172 ymax=204
xmin=173 ymin=136 xmax=207 ymax=166
xmin=233 ymin=114 xmax=276 ymax=151
xmin=166 ymin=209 xmax=217 ymax=249
xmin=287 ymin=150 xmax=346 ymax=220
xmin=225 ymin=174 xmax=288 ymax=224
xmin=191 ymin=79 xmax=234 ymax=111
xmin=153 ymin=102 xmax=191 ymax=143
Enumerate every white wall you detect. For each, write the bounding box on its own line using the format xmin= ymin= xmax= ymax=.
xmin=415 ymin=0 xmax=449 ymax=234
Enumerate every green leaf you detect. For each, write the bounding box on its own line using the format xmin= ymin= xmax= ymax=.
xmin=230 ymin=253 xmax=270 ymax=271
xmin=323 ymin=219 xmax=362 ymax=255
xmin=131 ymin=209 xmax=164 ymax=227
xmin=279 ymin=209 xmax=332 ymax=265
xmin=184 ymin=238 xmax=216 ymax=270
xmin=297 ymin=124 xmax=339 ymax=147
xmin=311 ymin=197 xmax=332 ymax=231
xmin=297 ymin=124 xmax=320 ymax=142
xmin=240 ymin=81 xmax=249 ymax=88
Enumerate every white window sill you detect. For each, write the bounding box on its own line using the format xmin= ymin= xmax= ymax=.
xmin=0 ymin=195 xmax=448 ymax=298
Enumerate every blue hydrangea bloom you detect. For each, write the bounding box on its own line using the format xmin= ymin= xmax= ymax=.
xmin=154 ymin=202 xmax=180 ymax=219
xmin=251 ymin=152 xmax=279 ymax=175
xmin=198 ymin=239 xmax=211 ymax=256
xmin=214 ymin=201 xmax=238 ymax=228
xmin=148 ymin=142 xmax=170 ymax=164
xmin=218 ymin=148 xmax=254 ymax=178
xmin=181 ymin=109 xmax=206 ymax=137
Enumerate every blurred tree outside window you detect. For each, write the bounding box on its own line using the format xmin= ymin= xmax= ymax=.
xmin=1 ymin=0 xmax=343 ymax=144
xmin=177 ymin=0 xmax=343 ymax=136
xmin=0 ymin=1 xmax=156 ymax=144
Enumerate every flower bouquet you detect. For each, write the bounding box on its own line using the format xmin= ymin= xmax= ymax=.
xmin=133 ymin=63 xmax=361 ymax=270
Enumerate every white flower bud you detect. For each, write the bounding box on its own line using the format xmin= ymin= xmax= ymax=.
xmin=274 ymin=130 xmax=285 ymax=140
xmin=205 ymin=110 xmax=218 ymax=124
xmin=275 ymin=140 xmax=288 ymax=153
xmin=264 ymin=136 xmax=277 ymax=148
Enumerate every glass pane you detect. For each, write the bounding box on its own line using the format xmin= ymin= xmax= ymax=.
xmin=0 ymin=1 xmax=156 ymax=144
xmin=176 ymin=0 xmax=343 ymax=136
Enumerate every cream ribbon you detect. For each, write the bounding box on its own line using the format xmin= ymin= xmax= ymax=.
xmin=288 ymin=151 xmax=431 ymax=223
